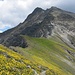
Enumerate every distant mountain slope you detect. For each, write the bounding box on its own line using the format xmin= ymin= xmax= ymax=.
xmin=0 ymin=7 xmax=75 ymax=48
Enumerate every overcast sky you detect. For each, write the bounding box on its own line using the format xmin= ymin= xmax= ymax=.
xmin=0 ymin=0 xmax=75 ymax=33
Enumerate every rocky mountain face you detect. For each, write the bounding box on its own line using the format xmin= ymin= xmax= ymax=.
xmin=0 ymin=7 xmax=75 ymax=48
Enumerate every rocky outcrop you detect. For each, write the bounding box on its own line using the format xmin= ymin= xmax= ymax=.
xmin=2 ymin=35 xmax=28 ymax=48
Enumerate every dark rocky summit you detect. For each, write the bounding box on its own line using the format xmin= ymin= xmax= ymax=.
xmin=0 ymin=6 xmax=75 ymax=48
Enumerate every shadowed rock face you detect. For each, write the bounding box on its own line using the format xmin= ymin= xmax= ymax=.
xmin=21 ymin=18 xmax=54 ymax=37
xmin=2 ymin=35 xmax=28 ymax=48
xmin=0 ymin=7 xmax=75 ymax=48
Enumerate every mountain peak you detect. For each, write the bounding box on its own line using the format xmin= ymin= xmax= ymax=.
xmin=33 ymin=7 xmax=44 ymax=13
xmin=50 ymin=6 xmax=62 ymax=11
xmin=25 ymin=7 xmax=44 ymax=22
xmin=35 ymin=7 xmax=44 ymax=10
xmin=51 ymin=6 xmax=59 ymax=9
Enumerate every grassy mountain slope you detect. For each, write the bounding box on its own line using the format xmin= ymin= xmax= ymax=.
xmin=0 ymin=43 xmax=69 ymax=75
xmin=13 ymin=35 xmax=75 ymax=75
xmin=0 ymin=45 xmax=56 ymax=75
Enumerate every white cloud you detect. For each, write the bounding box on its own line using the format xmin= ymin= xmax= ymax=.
xmin=0 ymin=0 xmax=75 ymax=32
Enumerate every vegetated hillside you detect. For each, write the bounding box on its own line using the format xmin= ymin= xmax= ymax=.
xmin=0 ymin=44 xmax=72 ymax=75
xmin=12 ymin=35 xmax=75 ymax=75
xmin=0 ymin=45 xmax=58 ymax=75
